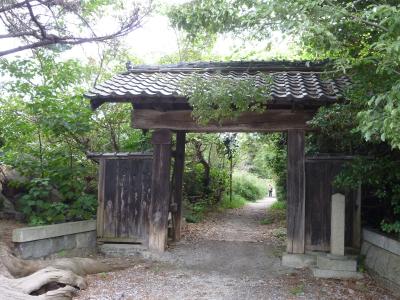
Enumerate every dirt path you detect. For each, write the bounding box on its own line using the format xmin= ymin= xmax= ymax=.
xmin=75 ymin=198 xmax=394 ymax=300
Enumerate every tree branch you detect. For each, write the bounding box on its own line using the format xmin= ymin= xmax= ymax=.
xmin=0 ymin=0 xmax=152 ymax=56
xmin=25 ymin=0 xmax=47 ymax=38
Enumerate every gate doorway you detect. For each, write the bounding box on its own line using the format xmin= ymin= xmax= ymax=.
xmin=86 ymin=61 xmax=350 ymax=253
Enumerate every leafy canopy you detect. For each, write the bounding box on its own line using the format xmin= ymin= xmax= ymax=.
xmin=169 ymin=0 xmax=400 ymax=148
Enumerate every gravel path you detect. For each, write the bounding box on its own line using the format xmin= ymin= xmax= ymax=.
xmin=74 ymin=198 xmax=395 ymax=300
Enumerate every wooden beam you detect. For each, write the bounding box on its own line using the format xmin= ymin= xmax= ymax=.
xmin=172 ymin=131 xmax=186 ymax=241
xmin=148 ymin=129 xmax=172 ymax=252
xmin=132 ymin=109 xmax=315 ymax=132
xmin=287 ymin=129 xmax=306 ymax=254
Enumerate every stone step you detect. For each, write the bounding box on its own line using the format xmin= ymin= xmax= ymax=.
xmin=313 ymin=268 xmax=363 ymax=280
xmin=99 ymin=243 xmax=152 ymax=259
xmin=281 ymin=253 xmax=317 ymax=268
xmin=317 ymin=255 xmax=357 ymax=272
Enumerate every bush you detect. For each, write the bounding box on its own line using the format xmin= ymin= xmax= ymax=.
xmin=232 ymin=171 xmax=266 ymax=202
xmin=219 ymin=193 xmax=247 ymax=209
xmin=18 ymin=177 xmax=96 ymax=225
xmin=269 ymin=200 xmax=286 ymax=212
xmin=266 ymin=200 xmax=286 ymax=224
xmin=185 ymin=200 xmax=207 ymax=223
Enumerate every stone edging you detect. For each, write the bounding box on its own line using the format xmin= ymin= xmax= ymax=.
xmin=12 ymin=220 xmax=96 ymax=242
xmin=362 ymin=228 xmax=400 ymax=256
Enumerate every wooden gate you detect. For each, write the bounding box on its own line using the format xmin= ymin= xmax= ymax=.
xmin=305 ymin=156 xmax=361 ymax=252
xmin=92 ymin=153 xmax=153 ymax=244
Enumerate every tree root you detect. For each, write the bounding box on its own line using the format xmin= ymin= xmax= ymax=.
xmin=0 ymin=242 xmax=117 ymax=299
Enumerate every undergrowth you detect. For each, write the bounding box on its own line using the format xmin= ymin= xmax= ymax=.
xmin=232 ymin=171 xmax=267 ymax=202
xmin=260 ymin=200 xmax=286 ymax=225
xmin=219 ymin=193 xmax=247 ymax=209
xmin=184 ymin=171 xmax=267 ymax=223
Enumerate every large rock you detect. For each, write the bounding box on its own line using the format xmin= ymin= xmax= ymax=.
xmin=0 ymin=193 xmax=15 ymax=211
xmin=0 ymin=165 xmax=28 ymax=198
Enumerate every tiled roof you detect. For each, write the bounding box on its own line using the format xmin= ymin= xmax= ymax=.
xmin=86 ymin=61 xmax=350 ymax=109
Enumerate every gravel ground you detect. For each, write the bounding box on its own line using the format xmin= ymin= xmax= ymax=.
xmin=74 ymin=198 xmax=396 ymax=300
xmin=0 ymin=201 xmax=396 ymax=299
xmin=0 ymin=203 xmax=393 ymax=299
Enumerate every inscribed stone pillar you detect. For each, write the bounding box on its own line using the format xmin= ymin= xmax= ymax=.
xmin=331 ymin=193 xmax=345 ymax=256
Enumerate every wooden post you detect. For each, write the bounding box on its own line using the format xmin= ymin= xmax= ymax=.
xmin=148 ymin=129 xmax=172 ymax=252
xmin=287 ymin=129 xmax=306 ymax=254
xmin=172 ymin=131 xmax=186 ymax=241
xmin=352 ymin=184 xmax=362 ymax=249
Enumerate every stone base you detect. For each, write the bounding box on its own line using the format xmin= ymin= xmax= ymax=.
xmin=317 ymin=255 xmax=357 ymax=272
xmin=313 ymin=268 xmax=363 ymax=279
xmin=99 ymin=243 xmax=153 ymax=259
xmin=281 ymin=253 xmax=316 ymax=268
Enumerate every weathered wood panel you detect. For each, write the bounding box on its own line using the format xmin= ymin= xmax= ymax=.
xmin=305 ymin=157 xmax=359 ymax=251
xmin=148 ymin=129 xmax=172 ymax=252
xmin=172 ymin=131 xmax=186 ymax=241
xmin=287 ymin=130 xmax=305 ymax=254
xmin=132 ymin=109 xmax=316 ymax=132
xmin=97 ymin=155 xmax=152 ymax=244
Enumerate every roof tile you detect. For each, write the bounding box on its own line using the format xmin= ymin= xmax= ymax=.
xmin=86 ymin=61 xmax=350 ymax=108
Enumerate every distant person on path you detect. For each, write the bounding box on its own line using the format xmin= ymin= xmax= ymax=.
xmin=268 ymin=185 xmax=273 ymax=197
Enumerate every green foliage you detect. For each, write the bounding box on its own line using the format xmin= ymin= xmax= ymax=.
xmin=169 ymin=0 xmax=400 ymax=150
xmin=335 ymin=157 xmax=400 ymax=234
xmin=185 ymin=201 xmax=208 ymax=223
xmin=220 ymin=193 xmax=247 ymax=209
xmin=181 ymin=74 xmax=271 ymax=124
xmin=238 ymin=133 xmax=287 ymax=202
xmin=17 ymin=178 xmax=97 ymax=225
xmin=0 ymin=50 xmax=150 ymax=225
xmin=261 ymin=201 xmax=286 ymax=225
xmin=183 ymin=133 xmax=229 ymax=204
xmin=290 ymin=284 xmax=305 ymax=296
xmin=18 ymin=178 xmax=67 ymax=225
xmin=232 ymin=171 xmax=266 ymax=202
xmin=260 ymin=218 xmax=273 ymax=225
xmin=169 ymin=1 xmax=400 ymax=232
xmin=270 ymin=200 xmax=286 ymax=212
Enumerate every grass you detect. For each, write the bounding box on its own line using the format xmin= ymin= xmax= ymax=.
xmin=260 ymin=217 xmax=273 ymax=225
xmin=269 ymin=200 xmax=286 ymax=212
xmin=184 ymin=171 xmax=267 ymax=222
xmin=261 ymin=200 xmax=286 ymax=226
xmin=219 ymin=193 xmax=247 ymax=209
xmin=290 ymin=284 xmax=305 ymax=296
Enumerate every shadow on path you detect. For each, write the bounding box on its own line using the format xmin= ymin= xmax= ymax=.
xmin=167 ymin=197 xmax=290 ymax=280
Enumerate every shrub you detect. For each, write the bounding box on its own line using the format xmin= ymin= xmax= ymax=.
xmin=18 ymin=177 xmax=96 ymax=225
xmin=232 ymin=171 xmax=266 ymax=202
xmin=261 ymin=200 xmax=286 ymax=225
xmin=185 ymin=200 xmax=207 ymax=223
xmin=269 ymin=200 xmax=286 ymax=212
xmin=219 ymin=193 xmax=247 ymax=209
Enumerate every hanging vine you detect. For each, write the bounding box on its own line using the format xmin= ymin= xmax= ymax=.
xmin=180 ymin=73 xmax=272 ymax=124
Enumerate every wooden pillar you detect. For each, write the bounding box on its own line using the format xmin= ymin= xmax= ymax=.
xmin=172 ymin=131 xmax=186 ymax=241
xmin=148 ymin=129 xmax=172 ymax=252
xmin=352 ymin=184 xmax=362 ymax=249
xmin=287 ymin=129 xmax=306 ymax=254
